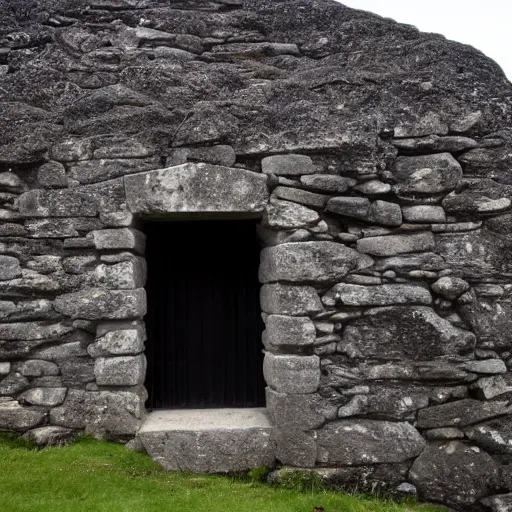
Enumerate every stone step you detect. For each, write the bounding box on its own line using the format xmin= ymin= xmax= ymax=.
xmin=137 ymin=408 xmax=275 ymax=473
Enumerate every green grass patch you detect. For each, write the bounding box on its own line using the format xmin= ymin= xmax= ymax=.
xmin=0 ymin=434 xmax=446 ymax=512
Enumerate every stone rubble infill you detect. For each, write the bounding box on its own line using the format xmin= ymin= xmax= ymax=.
xmin=1 ymin=0 xmax=512 ymax=509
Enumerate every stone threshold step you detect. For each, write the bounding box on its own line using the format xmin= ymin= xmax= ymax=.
xmin=137 ymin=408 xmax=276 ymax=473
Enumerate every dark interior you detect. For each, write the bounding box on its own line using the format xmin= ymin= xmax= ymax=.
xmin=144 ymin=221 xmax=265 ymax=409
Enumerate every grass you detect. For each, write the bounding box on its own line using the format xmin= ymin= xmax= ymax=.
xmin=0 ymin=434 xmax=447 ymax=512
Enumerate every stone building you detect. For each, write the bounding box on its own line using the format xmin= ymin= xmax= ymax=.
xmin=0 ymin=0 xmax=512 ymax=510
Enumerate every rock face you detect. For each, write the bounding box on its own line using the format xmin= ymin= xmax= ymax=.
xmin=0 ymin=0 xmax=511 ymax=508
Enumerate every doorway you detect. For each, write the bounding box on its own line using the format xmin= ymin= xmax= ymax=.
xmin=144 ymin=221 xmax=265 ymax=409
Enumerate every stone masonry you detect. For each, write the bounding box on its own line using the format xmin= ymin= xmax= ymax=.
xmin=1 ymin=1 xmax=512 ymax=510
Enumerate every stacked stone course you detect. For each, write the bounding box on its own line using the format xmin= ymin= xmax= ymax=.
xmin=1 ymin=0 xmax=512 ymax=510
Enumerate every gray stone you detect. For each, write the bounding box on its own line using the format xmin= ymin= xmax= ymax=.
xmin=263 ymin=354 xmax=320 ymax=394
xmin=167 ymin=145 xmax=236 ymax=168
xmin=341 ymin=306 xmax=474 ymax=361
xmin=0 ymin=322 xmax=73 ymax=341
xmin=462 ymin=359 xmax=507 ymax=375
xmin=22 ymin=426 xmax=75 ymax=446
xmin=300 ymin=175 xmax=356 ymax=193
xmin=18 ymin=189 xmax=99 ymax=217
xmin=392 ymin=135 xmax=478 ymax=153
xmin=273 ymin=187 xmax=328 ymax=208
xmin=138 ymin=409 xmax=275 ymax=473
xmin=0 ymin=172 xmax=26 ymax=193
xmin=260 ymin=284 xmax=323 ymax=316
xmin=32 ymin=342 xmax=88 ymax=361
xmin=92 ymin=229 xmax=145 ymax=254
xmin=262 ymin=155 xmax=315 ymax=176
xmin=92 ymin=136 xmax=156 ymax=160
xmin=324 ymin=284 xmax=431 ymax=307
xmin=393 ymin=112 xmax=448 ymax=138
xmin=265 ymin=388 xmax=334 ymax=430
xmin=60 ymin=359 xmax=95 ymax=387
xmin=0 ymin=373 xmax=29 ymax=396
xmin=90 ymin=260 xmax=146 ymax=290
xmin=62 ymin=255 xmax=97 ymax=274
xmin=0 ymin=362 xmax=10 ymax=375
xmin=402 ymin=205 xmax=446 ymax=223
xmin=366 ymin=362 xmax=471 ymax=382
xmin=368 ymin=200 xmax=402 ymax=227
xmin=391 ymin=153 xmax=462 ymax=195
xmin=471 ymin=376 xmax=512 ymax=400
xmin=54 ymin=289 xmax=146 ymax=320
xmin=424 ymin=428 xmax=465 ymax=440
xmin=374 ymin=252 xmax=446 ymax=272
xmin=264 ymin=200 xmax=319 ymax=229
xmin=50 ymin=389 xmax=144 ymax=435
xmin=431 ymin=276 xmax=470 ymax=300
xmin=409 ymin=441 xmax=499 ymax=509
xmin=37 ymin=162 xmax=68 ymax=189
xmin=94 ymin=355 xmax=146 ymax=386
xmin=466 ymin=416 xmax=512 ymax=455
xmin=326 ymin=196 xmax=371 ymax=220
xmin=19 ymin=360 xmax=59 ymax=377
xmin=99 ymin=211 xmax=133 ymax=227
xmin=417 ymin=399 xmax=512 ymax=429
xmin=25 ymin=219 xmax=78 ymax=239
xmin=259 ymin=242 xmax=374 ymax=283
xmin=49 ymin=138 xmax=93 ymax=162
xmin=88 ymin=329 xmax=145 ymax=357
xmin=0 ymin=401 xmax=45 ymax=431
xmin=264 ymin=315 xmax=316 ymax=348
xmin=0 ymin=256 xmax=21 ymax=281
xmin=19 ymin=387 xmax=67 ymax=407
xmin=353 ymin=180 xmax=391 ymax=195
xmin=125 ymin=164 xmax=269 ymax=215
xmin=357 ymin=232 xmax=435 ymax=257
xmin=481 ymin=493 xmax=512 ymax=512
xmin=317 ymin=420 xmax=425 ymax=465
xmin=273 ymin=429 xmax=317 ymax=467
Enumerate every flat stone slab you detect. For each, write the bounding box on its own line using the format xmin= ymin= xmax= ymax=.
xmin=138 ymin=408 xmax=275 ymax=473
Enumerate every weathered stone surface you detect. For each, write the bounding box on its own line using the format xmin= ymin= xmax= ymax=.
xmin=391 ymin=153 xmax=463 ymax=195
xmin=0 ymin=373 xmax=29 ymax=395
xmin=365 ymin=362 xmax=471 ymax=382
xmin=417 ymin=399 xmax=512 ymax=429
xmin=0 ymin=401 xmax=45 ymax=431
xmin=368 ymin=200 xmax=402 ymax=227
xmin=262 ymin=155 xmax=314 ymax=176
xmin=300 ymin=175 xmax=355 ymax=193
xmin=340 ymin=306 xmax=474 ymax=360
xmin=21 ymin=426 xmax=75 ymax=446
xmin=357 ymin=232 xmax=435 ymax=257
xmin=19 ymin=360 xmax=59 ymax=377
xmin=431 ymin=276 xmax=470 ymax=300
xmin=392 ymin=135 xmax=478 ymax=153
xmin=374 ymin=252 xmax=447 ymax=272
xmin=60 ymin=359 xmax=95 ymax=387
xmin=466 ymin=417 xmax=512 ymax=455
xmin=138 ymin=409 xmax=275 ymax=473
xmin=273 ymin=429 xmax=317 ymax=467
xmin=443 ymin=179 xmax=512 ymax=214
xmin=481 ymin=493 xmax=512 ymax=512
xmin=50 ymin=389 xmax=144 ymax=435
xmin=167 ymin=145 xmax=236 ymax=168
xmin=94 ymin=355 xmax=146 ymax=386
xmin=471 ymin=376 xmax=512 ymax=400
xmin=409 ymin=442 xmax=499 ymax=509
xmin=37 ymin=162 xmax=68 ymax=189
xmin=0 ymin=322 xmax=73 ymax=341
xmin=273 ymin=187 xmax=328 ymax=208
xmin=326 ymin=196 xmax=371 ymax=220
xmin=92 ymin=229 xmax=145 ymax=254
xmin=264 ymin=200 xmax=319 ymax=229
xmin=259 ymin=242 xmax=373 ymax=283
xmin=402 ymin=205 xmax=446 ymax=223
xmin=19 ymin=387 xmax=67 ymax=407
xmin=125 ymin=164 xmax=269 ymax=215
xmin=263 ymin=354 xmax=319 ymax=394
xmin=0 ymin=256 xmax=21 ymax=281
xmin=324 ymin=284 xmax=432 ymax=307
xmin=462 ymin=359 xmax=507 ymax=375
xmin=90 ymin=260 xmax=146 ymax=290
xmin=18 ymin=189 xmax=99 ymax=217
xmin=260 ymin=284 xmax=323 ymax=316
xmin=54 ymin=289 xmax=147 ymax=320
xmin=424 ymin=428 xmax=465 ymax=440
xmin=31 ymin=342 xmax=88 ymax=361
xmin=317 ymin=420 xmax=425 ymax=465
xmin=88 ymin=329 xmax=145 ymax=357
xmin=264 ymin=315 xmax=316 ymax=348
xmin=353 ymin=180 xmax=391 ymax=195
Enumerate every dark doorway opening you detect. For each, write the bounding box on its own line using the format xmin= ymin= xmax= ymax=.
xmin=144 ymin=221 xmax=265 ymax=410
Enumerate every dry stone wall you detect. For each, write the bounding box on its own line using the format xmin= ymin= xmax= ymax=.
xmin=1 ymin=1 xmax=512 ymax=510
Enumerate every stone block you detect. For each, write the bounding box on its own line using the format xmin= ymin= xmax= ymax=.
xmin=273 ymin=187 xmax=329 ymax=208
xmin=90 ymin=259 xmax=146 ymax=289
xmin=261 ymin=154 xmax=315 ymax=176
xmin=368 ymin=200 xmax=402 ymax=226
xmin=259 ymin=241 xmax=373 ymax=283
xmin=37 ymin=161 xmax=68 ymax=188
xmin=54 ymin=289 xmax=147 ymax=320
xmin=431 ymin=276 xmax=470 ymax=300
xmin=89 ymin=328 xmax=145 ymax=357
xmin=260 ymin=284 xmax=323 ymax=316
xmin=50 ymin=389 xmax=144 ymax=435
xmin=466 ymin=417 xmax=512 ymax=455
xmin=0 ymin=321 xmax=73 ymax=341
xmin=0 ymin=401 xmax=45 ymax=431
xmin=402 ymin=205 xmax=446 ymax=223
xmin=409 ymin=441 xmax=499 ymax=510
xmin=300 ymin=175 xmax=355 ymax=193
xmin=92 ymin=228 xmax=145 ymax=254
xmin=317 ymin=420 xmax=425 ymax=465
xmin=356 ymin=232 xmax=435 ymax=257
xmin=274 ymin=429 xmax=317 ymax=467
xmin=94 ymin=355 xmax=146 ymax=386
xmin=481 ymin=494 xmax=512 ymax=512
xmin=21 ymin=426 xmax=75 ymax=446
xmin=99 ymin=211 xmax=133 ymax=227
xmin=264 ymin=200 xmax=319 ymax=229
xmin=18 ymin=189 xmax=99 ymax=217
xmin=19 ymin=360 xmax=59 ymax=377
xmin=263 ymin=353 xmax=319 ymax=393
xmin=0 ymin=256 xmax=21 ymax=281
xmin=60 ymin=359 xmax=95 ymax=387
xmin=462 ymin=359 xmax=507 ymax=375
xmin=265 ymin=315 xmax=316 ymax=348
xmin=20 ymin=387 xmax=67 ymax=406
xmin=0 ymin=373 xmax=29 ymax=395
xmin=326 ymin=196 xmax=370 ymax=220
xmin=166 ymin=145 xmax=236 ymax=167
xmin=0 ymin=362 xmax=10 ymax=375
xmin=391 ymin=153 xmax=462 ymax=195
xmin=125 ymin=163 xmax=269 ymax=215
